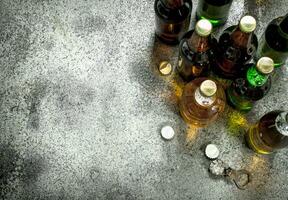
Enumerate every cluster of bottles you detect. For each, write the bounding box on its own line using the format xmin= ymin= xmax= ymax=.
xmin=154 ymin=0 xmax=288 ymax=154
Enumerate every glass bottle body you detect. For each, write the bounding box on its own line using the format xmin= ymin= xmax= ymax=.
xmin=226 ymin=66 xmax=271 ymax=112
xmin=179 ymin=78 xmax=226 ymax=127
xmin=245 ymin=111 xmax=288 ymax=154
xmin=196 ymin=0 xmax=233 ymax=27
xmin=155 ymin=0 xmax=192 ymax=44
xmin=256 ymin=16 xmax=288 ymax=68
xmin=213 ymin=26 xmax=258 ymax=79
xmin=177 ymin=30 xmax=216 ymax=81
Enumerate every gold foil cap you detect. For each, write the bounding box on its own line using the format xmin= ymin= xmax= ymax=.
xmin=257 ymin=57 xmax=274 ymax=74
xmin=239 ymin=16 xmax=256 ymax=33
xmin=200 ymin=80 xmax=217 ymax=97
xmin=195 ymin=19 xmax=212 ymax=37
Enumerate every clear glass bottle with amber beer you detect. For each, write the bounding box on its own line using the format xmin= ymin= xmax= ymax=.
xmin=179 ymin=78 xmax=226 ymax=127
xmin=155 ymin=0 xmax=193 ymax=44
xmin=246 ymin=111 xmax=288 ymax=154
xmin=177 ymin=19 xmax=216 ymax=81
xmin=213 ymin=16 xmax=258 ymax=79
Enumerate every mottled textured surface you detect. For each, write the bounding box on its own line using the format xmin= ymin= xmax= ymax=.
xmin=0 ymin=0 xmax=288 ymax=199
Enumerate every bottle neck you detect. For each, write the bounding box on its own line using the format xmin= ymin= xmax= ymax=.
xmin=246 ymin=66 xmax=269 ymax=87
xmin=279 ymin=14 xmax=288 ymax=39
xmin=161 ymin=0 xmax=184 ymax=9
xmin=187 ymin=31 xmax=210 ymax=52
xmin=231 ymin=26 xmax=253 ymax=48
xmin=195 ymin=88 xmax=216 ymax=107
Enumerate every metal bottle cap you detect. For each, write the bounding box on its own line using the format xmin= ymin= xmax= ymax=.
xmin=195 ymin=19 xmax=212 ymax=37
xmin=200 ymin=80 xmax=217 ymax=97
xmin=256 ymin=57 xmax=274 ymax=74
xmin=161 ymin=126 xmax=175 ymax=140
xmin=239 ymin=16 xmax=256 ymax=33
xmin=159 ymin=61 xmax=172 ymax=76
xmin=205 ymin=144 xmax=220 ymax=159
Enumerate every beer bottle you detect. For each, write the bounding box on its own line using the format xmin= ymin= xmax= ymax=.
xmin=246 ymin=111 xmax=288 ymax=154
xmin=256 ymin=13 xmax=288 ymax=68
xmin=177 ymin=19 xmax=216 ymax=81
xmin=226 ymin=57 xmax=274 ymax=112
xmin=213 ymin=16 xmax=258 ymax=79
xmin=154 ymin=0 xmax=192 ymax=44
xmin=196 ymin=0 xmax=233 ymax=27
xmin=179 ymin=78 xmax=226 ymax=127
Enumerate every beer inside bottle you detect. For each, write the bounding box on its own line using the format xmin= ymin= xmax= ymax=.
xmin=178 ymin=19 xmax=216 ymax=81
xmin=256 ymin=14 xmax=288 ymax=68
xmin=155 ymin=0 xmax=192 ymax=44
xmin=196 ymin=0 xmax=233 ymax=27
xmin=246 ymin=111 xmax=288 ymax=154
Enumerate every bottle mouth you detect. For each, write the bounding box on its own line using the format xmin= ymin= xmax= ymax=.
xmin=256 ymin=57 xmax=274 ymax=74
xmin=200 ymin=80 xmax=217 ymax=97
xmin=195 ymin=19 xmax=212 ymax=37
xmin=239 ymin=16 xmax=256 ymax=33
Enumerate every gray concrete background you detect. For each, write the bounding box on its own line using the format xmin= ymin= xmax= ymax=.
xmin=0 ymin=0 xmax=288 ymax=199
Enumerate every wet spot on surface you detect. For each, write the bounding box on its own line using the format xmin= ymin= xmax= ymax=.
xmin=74 ymin=13 xmax=107 ymax=35
xmin=24 ymin=81 xmax=48 ymax=130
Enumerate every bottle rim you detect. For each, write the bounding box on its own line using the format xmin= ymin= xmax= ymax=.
xmin=195 ymin=19 xmax=212 ymax=37
xmin=200 ymin=80 xmax=217 ymax=97
xmin=256 ymin=57 xmax=274 ymax=74
xmin=239 ymin=15 xmax=256 ymax=33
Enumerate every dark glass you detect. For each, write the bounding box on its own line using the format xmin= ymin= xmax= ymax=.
xmin=226 ymin=64 xmax=271 ymax=112
xmin=246 ymin=111 xmax=288 ymax=154
xmin=155 ymin=0 xmax=192 ymax=44
xmin=256 ymin=14 xmax=288 ymax=68
xmin=177 ymin=30 xmax=216 ymax=81
xmin=213 ymin=26 xmax=258 ymax=79
xmin=196 ymin=0 xmax=233 ymax=26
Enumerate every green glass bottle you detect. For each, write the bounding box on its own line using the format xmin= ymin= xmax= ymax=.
xmin=196 ymin=0 xmax=233 ymax=27
xmin=226 ymin=57 xmax=274 ymax=112
xmin=256 ymin=14 xmax=288 ymax=68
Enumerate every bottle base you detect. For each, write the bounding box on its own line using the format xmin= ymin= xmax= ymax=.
xmin=245 ymin=127 xmax=272 ymax=155
xmin=155 ymin=33 xmax=180 ymax=45
xmin=226 ymin=88 xmax=253 ymax=113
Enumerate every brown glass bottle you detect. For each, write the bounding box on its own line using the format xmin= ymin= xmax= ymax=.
xmin=177 ymin=19 xmax=216 ymax=81
xmin=179 ymin=78 xmax=226 ymax=127
xmin=155 ymin=0 xmax=192 ymax=44
xmin=213 ymin=16 xmax=258 ymax=79
xmin=245 ymin=111 xmax=288 ymax=154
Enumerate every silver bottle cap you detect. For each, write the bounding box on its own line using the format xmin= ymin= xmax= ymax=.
xmin=200 ymin=80 xmax=217 ymax=97
xmin=239 ymin=16 xmax=256 ymax=33
xmin=195 ymin=19 xmax=212 ymax=37
xmin=275 ymin=112 xmax=288 ymax=136
xmin=161 ymin=125 xmax=175 ymax=140
xmin=205 ymin=144 xmax=220 ymax=159
xmin=256 ymin=57 xmax=274 ymax=74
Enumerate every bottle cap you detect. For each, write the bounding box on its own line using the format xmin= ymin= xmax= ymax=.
xmin=256 ymin=57 xmax=274 ymax=74
xmin=275 ymin=112 xmax=288 ymax=136
xmin=161 ymin=125 xmax=175 ymax=140
xmin=195 ymin=19 xmax=212 ymax=37
xmin=239 ymin=16 xmax=256 ymax=33
xmin=205 ymin=144 xmax=220 ymax=159
xmin=159 ymin=61 xmax=172 ymax=76
xmin=200 ymin=80 xmax=217 ymax=97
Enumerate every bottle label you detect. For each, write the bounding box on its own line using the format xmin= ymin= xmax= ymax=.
xmin=194 ymin=88 xmax=215 ymax=106
xmin=275 ymin=112 xmax=288 ymax=136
